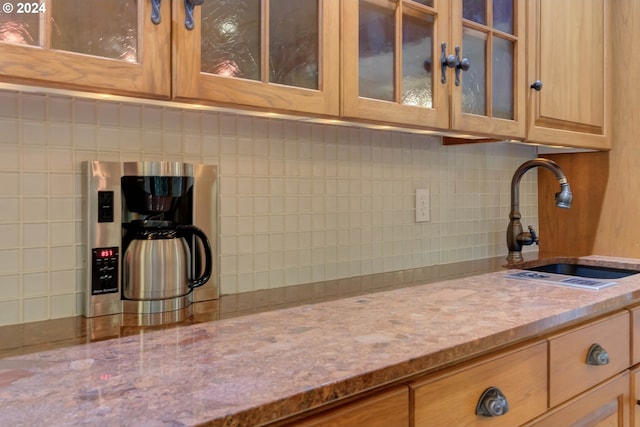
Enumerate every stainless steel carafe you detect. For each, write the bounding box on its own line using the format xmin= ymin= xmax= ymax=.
xmin=123 ymin=220 xmax=212 ymax=301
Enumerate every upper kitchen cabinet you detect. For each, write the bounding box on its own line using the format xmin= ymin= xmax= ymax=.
xmin=341 ymin=0 xmax=525 ymax=139
xmin=526 ymin=0 xmax=611 ymax=150
xmin=0 ymin=1 xmax=171 ymax=98
xmin=172 ymin=0 xmax=340 ymax=117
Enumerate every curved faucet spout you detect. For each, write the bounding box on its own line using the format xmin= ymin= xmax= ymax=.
xmin=506 ymin=158 xmax=572 ymax=264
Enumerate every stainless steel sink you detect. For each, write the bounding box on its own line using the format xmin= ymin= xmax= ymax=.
xmin=506 ymin=264 xmax=640 ymax=290
xmin=526 ymin=263 xmax=640 ymax=279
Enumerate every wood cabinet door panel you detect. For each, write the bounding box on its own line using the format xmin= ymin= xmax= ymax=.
xmin=449 ymin=0 xmax=526 ymax=139
xmin=340 ymin=0 xmax=450 ymax=130
xmin=526 ymin=0 xmax=611 ymax=149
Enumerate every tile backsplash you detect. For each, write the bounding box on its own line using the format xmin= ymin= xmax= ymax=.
xmin=0 ymin=89 xmax=539 ymax=326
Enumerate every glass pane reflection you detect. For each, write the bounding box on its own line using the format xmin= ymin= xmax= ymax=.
xmin=359 ymin=1 xmax=395 ymax=101
xmin=51 ymin=0 xmax=138 ymax=62
xmin=463 ymin=0 xmax=486 ymax=25
xmin=402 ymin=13 xmax=434 ymax=108
xmin=270 ymin=0 xmax=318 ymax=89
xmin=462 ymin=28 xmax=486 ymax=115
xmin=410 ymin=0 xmax=434 ymax=7
xmin=201 ymin=0 xmax=261 ymax=80
xmin=493 ymin=0 xmax=513 ymax=34
xmin=492 ymin=37 xmax=513 ymax=119
xmin=0 ymin=11 xmax=39 ymax=45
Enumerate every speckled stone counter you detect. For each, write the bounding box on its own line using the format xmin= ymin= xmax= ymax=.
xmin=3 ymin=255 xmax=640 ymax=426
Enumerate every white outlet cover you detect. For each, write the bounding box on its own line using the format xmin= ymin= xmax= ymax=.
xmin=416 ymin=188 xmax=430 ymax=222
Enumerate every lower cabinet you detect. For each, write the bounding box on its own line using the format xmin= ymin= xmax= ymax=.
xmin=288 ymin=386 xmax=409 ymax=427
xmin=411 ymin=341 xmax=548 ymax=427
xmin=523 ymin=371 xmax=630 ymax=427
xmin=285 ymin=310 xmax=636 ymax=427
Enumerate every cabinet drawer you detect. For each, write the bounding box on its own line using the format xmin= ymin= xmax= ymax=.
xmin=411 ymin=341 xmax=547 ymax=427
xmin=290 ymin=386 xmax=409 ymax=427
xmin=523 ymin=371 xmax=630 ymax=427
xmin=548 ymin=310 xmax=630 ymax=407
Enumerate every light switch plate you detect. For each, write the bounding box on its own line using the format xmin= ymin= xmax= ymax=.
xmin=416 ymin=188 xmax=430 ymax=222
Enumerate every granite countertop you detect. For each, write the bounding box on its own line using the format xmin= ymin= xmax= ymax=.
xmin=3 ymin=255 xmax=640 ymax=426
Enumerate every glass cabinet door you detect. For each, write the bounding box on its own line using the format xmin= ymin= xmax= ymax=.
xmin=0 ymin=1 xmax=170 ymax=98
xmin=342 ymin=0 xmax=450 ymax=130
xmin=449 ymin=0 xmax=525 ymax=138
xmin=173 ymin=0 xmax=339 ymax=116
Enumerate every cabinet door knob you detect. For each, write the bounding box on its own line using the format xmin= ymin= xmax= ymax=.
xmin=441 ymin=44 xmax=470 ymax=86
xmin=452 ymin=46 xmax=470 ymax=87
xmin=586 ymin=343 xmax=609 ymax=365
xmin=530 ymin=80 xmax=543 ymax=91
xmin=184 ymin=0 xmax=204 ymax=30
xmin=440 ymin=43 xmax=449 ymax=84
xmin=476 ymin=387 xmax=510 ymax=417
xmin=150 ymin=0 xmax=161 ymax=25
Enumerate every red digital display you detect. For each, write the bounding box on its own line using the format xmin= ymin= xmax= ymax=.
xmin=98 ymin=249 xmax=114 ymax=258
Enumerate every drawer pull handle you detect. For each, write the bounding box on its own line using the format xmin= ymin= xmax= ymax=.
xmin=476 ymin=387 xmax=509 ymax=417
xmin=586 ymin=343 xmax=610 ymax=365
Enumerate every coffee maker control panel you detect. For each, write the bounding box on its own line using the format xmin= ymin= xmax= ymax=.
xmin=91 ymin=247 xmax=119 ymax=295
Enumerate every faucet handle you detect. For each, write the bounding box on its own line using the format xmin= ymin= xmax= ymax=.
xmin=528 ymin=226 xmax=539 ymax=245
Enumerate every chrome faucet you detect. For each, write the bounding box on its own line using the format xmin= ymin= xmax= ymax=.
xmin=506 ymin=158 xmax=572 ymax=264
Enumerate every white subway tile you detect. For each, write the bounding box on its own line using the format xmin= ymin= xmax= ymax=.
xmin=74 ymin=125 xmax=97 ymax=149
xmin=50 ymin=293 xmax=76 ymax=318
xmin=0 ymin=275 xmax=19 ymax=300
xmin=23 ymin=272 xmax=49 ymax=296
xmin=184 ymin=134 xmax=202 ymax=155
xmin=220 ymin=255 xmax=238 ymax=275
xmin=21 ymin=172 xmax=48 ymax=196
xmin=219 ymin=274 xmax=237 ymax=294
xmin=50 ymin=245 xmax=75 ymax=270
xmin=48 ymin=96 xmax=72 ymax=123
xmin=22 ymin=247 xmax=48 ymax=272
xmin=0 ymin=300 xmax=20 ymax=325
xmin=0 ymin=198 xmax=19 ymax=221
xmin=23 ymin=223 xmax=48 ymax=247
xmin=22 ymin=197 xmax=48 ymax=221
xmin=163 ymin=108 xmax=182 ymax=131
xmin=74 ymin=100 xmax=97 ymax=124
xmin=0 ymin=91 xmax=18 ymax=118
xmin=22 ymin=93 xmax=46 ymax=121
xmin=48 ymin=149 xmax=73 ymax=171
xmin=50 ymin=270 xmax=76 ymax=294
xmin=23 ymin=296 xmax=49 ymax=322
xmin=97 ymin=127 xmax=121 ymax=151
xmin=0 ymin=118 xmax=19 ymax=144
xmin=0 ymin=147 xmax=20 ymax=171
xmin=121 ymin=104 xmax=142 ymax=128
xmin=49 ymin=173 xmax=74 ymax=196
xmin=50 ymin=222 xmax=76 ymax=245
xmin=142 ymin=130 xmax=163 ymax=153
xmin=22 ymin=121 xmax=47 ymax=145
xmin=162 ymin=132 xmax=182 ymax=154
xmin=97 ymin=102 xmax=120 ymax=126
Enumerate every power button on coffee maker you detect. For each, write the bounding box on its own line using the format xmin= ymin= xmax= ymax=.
xmin=97 ymin=191 xmax=114 ymax=223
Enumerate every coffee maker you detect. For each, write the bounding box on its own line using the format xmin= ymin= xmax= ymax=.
xmin=84 ymin=161 xmax=218 ymax=325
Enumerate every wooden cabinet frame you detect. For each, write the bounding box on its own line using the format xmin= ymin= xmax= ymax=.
xmin=172 ymin=0 xmax=340 ymax=117
xmin=0 ymin=1 xmax=171 ymax=98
